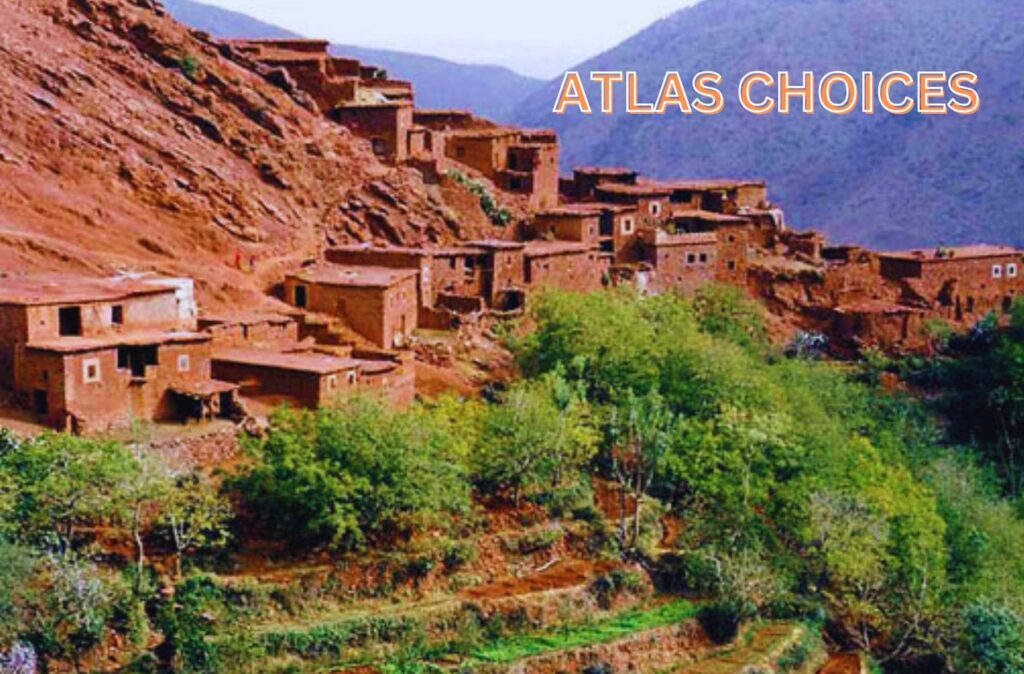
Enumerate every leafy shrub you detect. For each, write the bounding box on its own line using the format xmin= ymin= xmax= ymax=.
xmin=232 ymin=398 xmax=470 ymax=551
xmin=179 ymin=55 xmax=200 ymax=81
xmin=442 ymin=541 xmax=476 ymax=572
xmin=957 ymin=602 xmax=1024 ymax=674
xmin=502 ymin=527 xmax=562 ymax=555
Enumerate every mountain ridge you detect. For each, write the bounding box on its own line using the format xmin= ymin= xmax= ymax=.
xmin=513 ymin=0 xmax=1024 ymax=250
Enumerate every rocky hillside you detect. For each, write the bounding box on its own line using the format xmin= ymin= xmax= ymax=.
xmin=514 ymin=0 xmax=1024 ymax=250
xmin=161 ymin=0 xmax=543 ymax=122
xmin=0 ymin=0 xmax=499 ymax=309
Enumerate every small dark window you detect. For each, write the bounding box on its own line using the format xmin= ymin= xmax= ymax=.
xmin=465 ymin=258 xmax=477 ymax=275
xmin=699 ymin=253 xmax=708 ymax=263
xmin=509 ymin=177 xmax=523 ymax=191
xmin=59 ymin=306 xmax=82 ymax=336
xmin=727 ymin=260 xmax=737 ymax=271
xmin=508 ymin=154 xmax=519 ymax=171
xmin=117 ymin=347 xmax=129 ymax=370
xmin=33 ymin=390 xmax=48 ymax=416
xmin=294 ymin=285 xmax=308 ymax=308
xmin=448 ymin=258 xmax=457 ymax=270
xmin=687 ymin=254 xmax=696 ymax=264
xmin=111 ymin=305 xmax=124 ymax=325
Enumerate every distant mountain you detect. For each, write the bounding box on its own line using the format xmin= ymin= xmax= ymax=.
xmin=513 ymin=0 xmax=1024 ymax=250
xmin=161 ymin=0 xmax=543 ymax=122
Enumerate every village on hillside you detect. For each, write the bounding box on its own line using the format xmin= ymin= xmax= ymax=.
xmin=2 ymin=37 xmax=1022 ymax=436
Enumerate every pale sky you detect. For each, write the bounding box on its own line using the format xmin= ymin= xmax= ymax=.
xmin=198 ymin=0 xmax=695 ymax=79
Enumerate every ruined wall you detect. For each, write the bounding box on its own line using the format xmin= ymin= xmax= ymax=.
xmin=331 ymin=104 xmax=413 ymax=162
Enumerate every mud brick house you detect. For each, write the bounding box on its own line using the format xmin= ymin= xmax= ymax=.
xmin=658 ymin=179 xmax=768 ymax=215
xmin=830 ymin=300 xmax=926 ymax=351
xmin=326 ymin=241 xmax=526 ymax=315
xmin=531 ymin=204 xmax=641 ymax=262
xmin=284 ymin=264 xmax=418 ymax=348
xmin=523 ymin=241 xmax=608 ymax=293
xmin=878 ymin=245 xmax=1024 ymax=319
xmin=211 ymin=347 xmax=361 ymax=409
xmin=638 ymin=229 xmax=718 ymax=294
xmin=332 ymin=102 xmax=414 ymax=162
xmin=563 ymin=167 xmax=639 ymax=202
xmin=211 ymin=346 xmax=416 ymax=409
xmin=0 ymin=274 xmax=236 ymax=433
xmin=199 ymin=312 xmax=299 ymax=348
xmin=230 ymin=39 xmax=416 ymax=162
xmin=444 ymin=128 xmax=559 ymax=210
xmin=594 ymin=183 xmax=673 ymax=230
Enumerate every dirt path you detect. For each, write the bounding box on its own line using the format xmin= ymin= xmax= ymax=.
xmin=460 ymin=559 xmax=617 ymax=600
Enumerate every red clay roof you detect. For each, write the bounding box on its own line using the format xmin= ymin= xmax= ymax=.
xmin=879 ymin=245 xmax=1022 ymax=262
xmin=27 ymin=330 xmax=210 ymax=354
xmin=213 ymin=347 xmax=360 ymax=375
xmin=289 ymin=264 xmax=418 ymax=288
xmin=0 ymin=273 xmax=174 ymax=306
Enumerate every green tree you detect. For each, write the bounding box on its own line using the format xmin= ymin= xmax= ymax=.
xmin=0 ymin=433 xmax=136 ymax=552
xmin=475 ymin=371 xmax=598 ymax=506
xmin=606 ymin=389 xmax=679 ymax=550
xmin=957 ymin=602 xmax=1024 ymax=674
xmin=233 ymin=398 xmax=470 ymax=550
xmin=160 ymin=472 xmax=232 ymax=578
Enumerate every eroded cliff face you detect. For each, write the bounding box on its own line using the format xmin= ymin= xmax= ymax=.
xmin=0 ymin=0 xmax=503 ymax=309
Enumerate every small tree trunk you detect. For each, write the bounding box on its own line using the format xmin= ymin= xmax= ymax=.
xmin=133 ymin=503 xmax=145 ymax=593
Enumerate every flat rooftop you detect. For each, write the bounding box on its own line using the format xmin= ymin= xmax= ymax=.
xmin=0 ymin=273 xmax=174 ymax=306
xmin=642 ymin=230 xmax=717 ymax=246
xmin=595 ymin=183 xmax=673 ymax=197
xmin=27 ymin=330 xmax=210 ymax=354
xmin=879 ymin=245 xmax=1022 ymax=262
xmin=213 ymin=348 xmax=360 ymax=375
xmin=574 ymin=166 xmax=637 ymax=176
xmin=289 ymin=264 xmax=419 ymax=289
xmin=524 ymin=240 xmax=595 ymax=257
xmin=673 ymin=209 xmax=751 ymax=224
xmin=659 ymin=178 xmax=766 ymax=191
xmin=198 ymin=311 xmax=296 ymax=326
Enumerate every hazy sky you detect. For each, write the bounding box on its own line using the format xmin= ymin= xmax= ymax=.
xmin=198 ymin=0 xmax=695 ymax=79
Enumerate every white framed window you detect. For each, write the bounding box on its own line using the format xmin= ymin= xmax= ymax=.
xmin=993 ymin=264 xmax=1003 ymax=279
xmin=177 ymin=354 xmax=190 ymax=372
xmin=621 ymin=218 xmax=635 ymax=235
xmin=347 ymin=371 xmax=357 ymax=385
xmin=83 ymin=358 xmax=101 ymax=384
xmin=1008 ymin=263 xmax=1018 ymax=278
xmin=649 ymin=202 xmax=662 ymax=216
